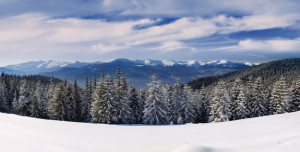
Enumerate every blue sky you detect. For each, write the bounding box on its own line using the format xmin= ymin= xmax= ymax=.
xmin=0 ymin=0 xmax=300 ymax=66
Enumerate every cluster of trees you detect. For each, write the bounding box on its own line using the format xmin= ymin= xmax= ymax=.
xmin=0 ymin=69 xmax=300 ymax=125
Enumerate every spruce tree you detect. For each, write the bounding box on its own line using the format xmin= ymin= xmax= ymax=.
xmin=170 ymin=79 xmax=183 ymax=124
xmin=250 ymin=77 xmax=268 ymax=117
xmin=209 ymin=81 xmax=231 ymax=122
xmin=114 ymin=69 xmax=132 ymax=124
xmin=161 ymin=82 xmax=171 ymax=124
xmin=271 ymin=76 xmax=291 ymax=114
xmin=191 ymin=87 xmax=207 ymax=123
xmin=82 ymin=76 xmax=92 ymax=122
xmin=291 ymin=76 xmax=300 ymax=111
xmin=90 ymin=72 xmax=105 ymax=123
xmin=230 ymin=78 xmax=242 ymax=120
xmin=143 ymin=74 xmax=168 ymax=125
xmin=232 ymin=85 xmax=248 ymax=120
xmin=65 ymin=83 xmax=74 ymax=121
xmin=128 ymin=82 xmax=142 ymax=124
xmin=30 ymin=82 xmax=47 ymax=118
xmin=13 ymin=79 xmax=33 ymax=116
xmin=72 ymin=79 xmax=82 ymax=121
xmin=49 ymin=83 xmax=68 ymax=120
xmin=137 ymin=88 xmax=146 ymax=123
xmin=178 ymin=84 xmax=196 ymax=124
xmin=0 ymin=81 xmax=9 ymax=112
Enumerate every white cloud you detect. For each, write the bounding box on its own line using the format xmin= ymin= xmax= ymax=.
xmin=152 ymin=41 xmax=187 ymax=52
xmin=91 ymin=43 xmax=129 ymax=54
xmin=218 ymin=38 xmax=300 ymax=52
xmin=213 ymin=13 xmax=299 ymax=34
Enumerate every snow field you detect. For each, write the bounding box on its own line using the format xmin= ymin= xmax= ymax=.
xmin=1 ymin=111 xmax=300 ymax=152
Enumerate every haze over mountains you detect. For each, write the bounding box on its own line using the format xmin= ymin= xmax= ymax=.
xmin=0 ymin=58 xmax=253 ymax=87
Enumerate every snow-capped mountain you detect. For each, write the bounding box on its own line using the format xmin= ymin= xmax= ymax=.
xmin=135 ymin=59 xmax=253 ymax=67
xmin=1 ymin=58 xmax=254 ymax=87
xmin=3 ymin=60 xmax=90 ymax=74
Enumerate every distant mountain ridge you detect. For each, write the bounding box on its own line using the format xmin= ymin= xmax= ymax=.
xmin=1 ymin=58 xmax=253 ymax=87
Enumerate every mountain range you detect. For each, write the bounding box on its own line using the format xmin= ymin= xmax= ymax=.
xmin=0 ymin=58 xmax=254 ymax=87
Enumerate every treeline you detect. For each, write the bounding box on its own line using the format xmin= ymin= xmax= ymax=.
xmin=0 ymin=69 xmax=300 ymax=124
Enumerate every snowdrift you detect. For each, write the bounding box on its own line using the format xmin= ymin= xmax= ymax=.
xmin=1 ymin=112 xmax=300 ymax=152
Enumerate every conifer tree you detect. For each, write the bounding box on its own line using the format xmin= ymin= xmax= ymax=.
xmin=90 ymin=72 xmax=105 ymax=123
xmin=114 ymin=68 xmax=132 ymax=124
xmin=230 ymin=78 xmax=242 ymax=120
xmin=245 ymin=76 xmax=254 ymax=117
xmin=0 ymin=81 xmax=9 ymax=112
xmin=49 ymin=83 xmax=68 ymax=120
xmin=291 ymin=76 xmax=300 ymax=111
xmin=143 ymin=74 xmax=168 ymax=125
xmin=191 ymin=87 xmax=207 ymax=123
xmin=161 ymin=82 xmax=171 ymax=124
xmin=13 ymin=79 xmax=32 ymax=116
xmin=250 ymin=77 xmax=268 ymax=117
xmin=72 ymin=79 xmax=82 ymax=121
xmin=170 ymin=79 xmax=183 ymax=124
xmin=30 ymin=82 xmax=47 ymax=118
xmin=271 ymin=76 xmax=291 ymax=114
xmin=128 ymin=82 xmax=142 ymax=124
xmin=65 ymin=83 xmax=74 ymax=121
xmin=137 ymin=88 xmax=146 ymax=123
xmin=178 ymin=84 xmax=196 ymax=124
xmin=82 ymin=77 xmax=92 ymax=122
xmin=209 ymin=81 xmax=231 ymax=122
xmin=232 ymin=85 xmax=248 ymax=120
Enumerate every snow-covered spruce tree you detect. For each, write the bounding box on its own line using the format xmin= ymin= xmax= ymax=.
xmin=137 ymin=88 xmax=146 ymax=123
xmin=291 ymin=76 xmax=300 ymax=111
xmin=90 ymin=72 xmax=106 ymax=123
xmin=128 ymin=82 xmax=143 ymax=124
xmin=0 ymin=81 xmax=9 ymax=112
xmin=230 ymin=78 xmax=242 ymax=120
xmin=49 ymin=83 xmax=68 ymax=120
xmin=191 ymin=87 xmax=207 ymax=123
xmin=65 ymin=83 xmax=74 ymax=121
xmin=231 ymin=85 xmax=248 ymax=120
xmin=13 ymin=79 xmax=33 ymax=116
xmin=45 ymin=77 xmax=56 ymax=102
xmin=178 ymin=84 xmax=196 ymax=124
xmin=114 ymin=68 xmax=132 ymax=124
xmin=271 ymin=76 xmax=291 ymax=114
xmin=161 ymin=82 xmax=171 ymax=124
xmin=72 ymin=79 xmax=83 ymax=122
xmin=82 ymin=76 xmax=92 ymax=122
xmin=169 ymin=79 xmax=183 ymax=124
xmin=249 ymin=77 xmax=268 ymax=117
xmin=30 ymin=82 xmax=47 ymax=118
xmin=143 ymin=74 xmax=168 ymax=125
xmin=209 ymin=80 xmax=231 ymax=122
xmin=91 ymin=74 xmax=118 ymax=124
xmin=1 ymin=73 xmax=14 ymax=110
xmin=245 ymin=76 xmax=254 ymax=117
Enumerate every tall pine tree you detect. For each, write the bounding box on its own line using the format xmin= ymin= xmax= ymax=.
xmin=143 ymin=74 xmax=168 ymax=125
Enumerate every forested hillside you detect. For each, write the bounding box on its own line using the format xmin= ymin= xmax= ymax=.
xmin=188 ymin=58 xmax=300 ymax=90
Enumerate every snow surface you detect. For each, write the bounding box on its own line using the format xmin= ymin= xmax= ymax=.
xmin=1 ymin=112 xmax=300 ymax=152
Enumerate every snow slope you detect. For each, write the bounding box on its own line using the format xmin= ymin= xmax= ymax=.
xmin=1 ymin=112 xmax=300 ymax=152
